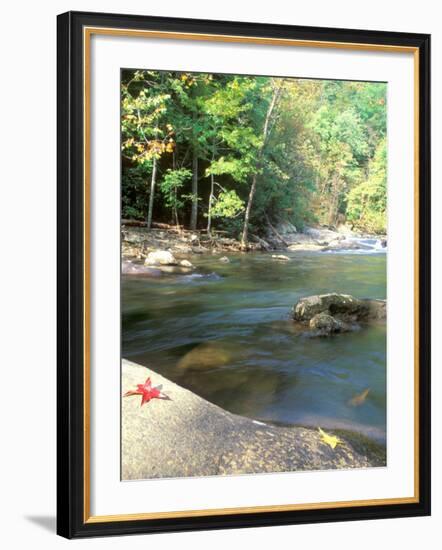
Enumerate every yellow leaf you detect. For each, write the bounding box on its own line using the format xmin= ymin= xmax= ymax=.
xmin=318 ymin=427 xmax=342 ymax=450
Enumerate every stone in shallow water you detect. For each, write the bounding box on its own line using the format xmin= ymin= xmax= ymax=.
xmin=122 ymin=260 xmax=163 ymax=277
xmin=179 ymin=259 xmax=194 ymax=268
xmin=144 ymin=250 xmax=178 ymax=266
xmin=322 ymin=240 xmax=372 ymax=252
xmin=177 ymin=341 xmax=234 ymax=371
xmin=293 ymin=293 xmax=386 ymax=326
xmin=294 ymin=293 xmax=365 ymax=322
xmin=309 ymin=313 xmax=346 ymax=334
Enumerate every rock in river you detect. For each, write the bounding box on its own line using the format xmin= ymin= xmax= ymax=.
xmin=177 ymin=341 xmax=235 ymax=371
xmin=122 ymin=260 xmax=163 ymax=277
xmin=309 ymin=313 xmax=351 ymax=335
xmin=322 ymin=239 xmax=371 ymax=252
xmin=179 ymin=259 xmax=194 ymax=269
xmin=293 ymin=293 xmax=386 ymax=335
xmin=294 ymin=293 xmax=363 ymax=322
xmin=144 ymin=250 xmax=178 ymax=266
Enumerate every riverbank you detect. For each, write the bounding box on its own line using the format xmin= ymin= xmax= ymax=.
xmin=121 ymin=221 xmax=386 ymax=260
xmin=122 ymin=359 xmax=386 ymax=480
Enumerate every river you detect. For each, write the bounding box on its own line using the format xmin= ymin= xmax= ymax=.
xmin=122 ymin=247 xmax=386 ymax=443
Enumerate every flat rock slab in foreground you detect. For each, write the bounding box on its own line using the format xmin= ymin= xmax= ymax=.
xmin=122 ymin=360 xmax=385 ymax=480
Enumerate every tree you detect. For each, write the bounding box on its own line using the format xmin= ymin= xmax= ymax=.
xmin=203 ymin=75 xmax=259 ymax=236
xmin=121 ymin=71 xmax=175 ymax=228
xmin=121 ymin=71 xmax=387 ymax=239
xmin=307 ymin=80 xmax=385 ymax=227
xmin=346 ymin=138 xmax=387 ymax=233
xmin=160 ymin=167 xmax=192 ymax=226
xmin=240 ymin=79 xmax=283 ymax=249
xmin=167 ymin=72 xmax=215 ymax=230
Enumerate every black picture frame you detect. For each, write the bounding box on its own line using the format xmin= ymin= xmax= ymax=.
xmin=57 ymin=10 xmax=431 ymax=539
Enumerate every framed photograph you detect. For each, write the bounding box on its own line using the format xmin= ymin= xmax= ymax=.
xmin=57 ymin=11 xmax=431 ymax=538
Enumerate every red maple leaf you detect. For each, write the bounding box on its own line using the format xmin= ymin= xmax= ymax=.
xmin=123 ymin=377 xmax=170 ymax=406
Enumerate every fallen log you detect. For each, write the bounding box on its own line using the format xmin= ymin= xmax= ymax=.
xmin=151 ymin=221 xmax=184 ymax=230
xmin=250 ymin=233 xmax=272 ymax=251
xmin=121 ymin=219 xmax=147 ymax=227
xmin=265 ymin=214 xmax=289 ymax=247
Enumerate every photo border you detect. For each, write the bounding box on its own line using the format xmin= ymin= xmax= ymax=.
xmin=57 ymin=11 xmax=431 ymax=538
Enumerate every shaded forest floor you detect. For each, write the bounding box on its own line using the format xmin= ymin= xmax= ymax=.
xmin=122 ymin=223 xmax=259 ymax=259
xmin=121 ymin=220 xmax=382 ymax=260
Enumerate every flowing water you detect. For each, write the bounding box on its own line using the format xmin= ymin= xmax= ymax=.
xmin=122 ymin=246 xmax=386 ymax=443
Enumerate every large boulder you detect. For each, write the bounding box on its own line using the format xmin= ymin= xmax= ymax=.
xmin=122 ymin=359 xmax=385 ymax=479
xmin=144 ymin=250 xmax=178 ymax=266
xmin=177 ymin=341 xmax=235 ymax=371
xmin=276 ymin=221 xmax=298 ymax=236
xmin=309 ymin=313 xmax=351 ymax=335
xmin=294 ymin=293 xmax=366 ymax=322
xmin=293 ymin=293 xmax=386 ymax=331
xmin=282 ymin=225 xmax=353 ymax=251
xmin=365 ymin=299 xmax=387 ymax=320
xmin=322 ymin=239 xmax=372 ymax=252
xmin=304 ymin=226 xmax=344 ymax=243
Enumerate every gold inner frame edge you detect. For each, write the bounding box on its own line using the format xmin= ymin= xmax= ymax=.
xmin=82 ymin=26 xmax=420 ymax=524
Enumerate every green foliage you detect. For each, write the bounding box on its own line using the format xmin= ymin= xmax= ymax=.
xmin=208 ymin=190 xmax=245 ymax=219
xmin=160 ymin=168 xmax=192 ymax=211
xmin=121 ymin=164 xmax=151 ymax=220
xmin=121 ymin=71 xmax=174 ymax=164
xmin=346 ymin=138 xmax=387 ymax=233
xmin=121 ymin=69 xmax=387 ymax=236
xmin=206 ymin=157 xmax=252 ymax=184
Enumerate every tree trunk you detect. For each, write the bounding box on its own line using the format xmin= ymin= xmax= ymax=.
xmin=240 ymin=173 xmax=258 ymax=249
xmin=172 ymin=151 xmax=179 ymax=228
xmin=207 ymin=173 xmax=214 ymax=236
xmin=241 ymin=83 xmax=282 ymax=250
xmin=190 ymin=151 xmax=198 ymax=230
xmin=173 ymin=198 xmax=179 ymax=228
xmin=146 ymin=156 xmax=158 ymax=229
xmin=327 ymin=174 xmax=339 ymax=227
xmin=265 ymin=213 xmax=289 ymax=247
xmin=207 ymin=145 xmax=216 ymax=236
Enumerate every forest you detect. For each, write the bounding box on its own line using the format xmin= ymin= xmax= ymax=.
xmin=121 ymin=70 xmax=387 ymax=248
